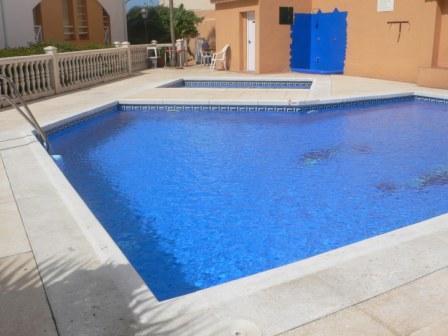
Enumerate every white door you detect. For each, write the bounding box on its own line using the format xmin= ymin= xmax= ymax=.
xmin=246 ymin=11 xmax=256 ymax=72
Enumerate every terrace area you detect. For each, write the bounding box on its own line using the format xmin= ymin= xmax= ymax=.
xmin=1 ymin=67 xmax=448 ymax=336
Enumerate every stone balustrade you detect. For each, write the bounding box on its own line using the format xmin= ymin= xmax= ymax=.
xmin=0 ymin=42 xmax=163 ymax=108
xmin=57 ymin=47 xmax=131 ymax=93
xmin=0 ymin=54 xmax=55 ymax=107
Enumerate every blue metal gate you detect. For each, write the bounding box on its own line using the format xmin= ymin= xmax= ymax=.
xmin=290 ymin=9 xmax=347 ymax=74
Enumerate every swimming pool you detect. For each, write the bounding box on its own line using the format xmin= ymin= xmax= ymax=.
xmin=158 ymin=78 xmax=313 ymax=89
xmin=49 ymin=96 xmax=448 ymax=300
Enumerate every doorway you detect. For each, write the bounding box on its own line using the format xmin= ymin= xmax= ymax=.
xmin=246 ymin=11 xmax=256 ymax=72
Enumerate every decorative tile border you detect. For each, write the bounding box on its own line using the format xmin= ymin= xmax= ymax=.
xmin=415 ymin=95 xmax=448 ymax=104
xmin=46 ymin=105 xmax=120 ymax=135
xmin=159 ymin=79 xmax=313 ymax=89
xmin=46 ymin=94 xmax=448 ymax=136
xmin=119 ymin=95 xmax=418 ymax=114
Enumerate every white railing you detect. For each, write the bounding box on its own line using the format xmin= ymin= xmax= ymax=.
xmin=130 ymin=44 xmax=152 ymax=71
xmin=130 ymin=43 xmax=172 ymax=71
xmin=57 ymin=47 xmax=130 ymax=92
xmin=0 ymin=42 xmax=165 ymax=107
xmin=0 ymin=54 xmax=55 ymax=107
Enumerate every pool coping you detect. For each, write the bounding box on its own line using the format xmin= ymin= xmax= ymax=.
xmin=14 ymin=91 xmax=448 ymax=335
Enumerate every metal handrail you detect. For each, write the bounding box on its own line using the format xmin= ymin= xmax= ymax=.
xmin=0 ymin=75 xmax=49 ymax=151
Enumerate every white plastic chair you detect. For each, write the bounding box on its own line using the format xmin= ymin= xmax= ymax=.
xmin=200 ymin=50 xmax=212 ymax=65
xmin=210 ymin=44 xmax=230 ymax=71
xmin=147 ymin=46 xmax=159 ymax=68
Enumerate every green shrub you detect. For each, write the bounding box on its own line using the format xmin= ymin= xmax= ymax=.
xmin=0 ymin=41 xmax=109 ymax=58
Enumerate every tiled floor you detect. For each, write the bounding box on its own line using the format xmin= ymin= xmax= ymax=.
xmin=1 ymin=67 xmax=448 ymax=336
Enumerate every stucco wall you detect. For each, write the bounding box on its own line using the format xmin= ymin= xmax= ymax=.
xmin=312 ymin=0 xmax=439 ymax=83
xmin=196 ymin=9 xmax=216 ymax=48
xmin=0 ymin=1 xmax=6 ymax=48
xmin=0 ymin=0 xmax=40 ymax=48
xmin=159 ymin=0 xmax=215 ymax=10
xmin=97 ymin=0 xmax=127 ymax=43
xmin=40 ymin=0 xmax=64 ymax=42
xmin=214 ymin=0 xmax=443 ymax=84
xmin=259 ymin=0 xmax=311 ymax=73
xmin=0 ymin=0 xmax=126 ymax=49
xmin=215 ymin=0 xmax=260 ymax=72
xmin=435 ymin=0 xmax=448 ymax=67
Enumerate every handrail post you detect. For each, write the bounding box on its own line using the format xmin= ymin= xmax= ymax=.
xmin=121 ymin=41 xmax=133 ymax=74
xmin=44 ymin=46 xmax=62 ymax=94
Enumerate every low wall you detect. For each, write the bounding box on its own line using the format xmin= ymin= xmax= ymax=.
xmin=0 ymin=43 xmax=163 ymax=108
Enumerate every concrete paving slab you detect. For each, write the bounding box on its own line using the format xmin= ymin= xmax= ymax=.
xmin=0 ymin=201 xmax=30 ymax=259
xmin=315 ymin=235 xmax=448 ymax=303
xmin=410 ymin=316 xmax=448 ymax=336
xmin=0 ymin=157 xmax=14 ymax=205
xmin=214 ymin=275 xmax=353 ymax=335
xmin=358 ymin=268 xmax=448 ymax=336
xmin=0 ymin=253 xmax=58 ymax=336
xmin=281 ymin=307 xmax=397 ymax=336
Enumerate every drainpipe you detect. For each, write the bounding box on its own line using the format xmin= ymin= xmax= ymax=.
xmin=0 ymin=0 xmax=8 ymax=48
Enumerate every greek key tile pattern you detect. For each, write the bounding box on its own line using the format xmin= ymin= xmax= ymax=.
xmin=162 ymin=79 xmax=313 ymax=89
xmin=120 ymin=95 xmax=423 ymax=114
xmin=49 ymin=95 xmax=448 ymax=136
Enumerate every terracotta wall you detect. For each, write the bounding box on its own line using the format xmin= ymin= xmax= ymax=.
xmin=215 ymin=0 xmax=260 ymax=72
xmin=39 ymin=0 xmax=107 ymax=45
xmin=259 ymin=0 xmax=311 ymax=73
xmin=214 ymin=0 xmax=446 ymax=85
xmin=215 ymin=0 xmax=311 ymax=72
xmin=311 ymin=0 xmax=439 ymax=83
xmin=196 ymin=9 xmax=217 ymax=49
xmin=435 ymin=0 xmax=448 ymax=67
xmin=40 ymin=0 xmax=65 ymax=42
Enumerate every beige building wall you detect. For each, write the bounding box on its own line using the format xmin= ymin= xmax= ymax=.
xmin=159 ymin=0 xmax=214 ymax=10
xmin=158 ymin=0 xmax=216 ymax=62
xmin=196 ymin=9 xmax=216 ymax=48
xmin=98 ymin=0 xmax=128 ymax=43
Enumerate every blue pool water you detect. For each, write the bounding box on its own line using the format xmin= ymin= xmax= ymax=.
xmin=49 ymin=97 xmax=448 ymax=300
xmin=160 ymin=79 xmax=312 ymax=89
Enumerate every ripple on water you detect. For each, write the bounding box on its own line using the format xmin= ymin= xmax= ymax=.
xmin=352 ymin=144 xmax=373 ymax=155
xmin=418 ymin=170 xmax=448 ymax=189
xmin=299 ymin=148 xmax=337 ymax=166
xmin=375 ymin=181 xmax=398 ymax=193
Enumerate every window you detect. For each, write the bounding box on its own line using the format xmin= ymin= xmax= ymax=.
xmin=76 ymin=0 xmax=89 ymax=40
xmin=279 ymin=7 xmax=293 ymax=25
xmin=62 ymin=0 xmax=75 ymax=40
xmin=33 ymin=4 xmax=43 ymax=42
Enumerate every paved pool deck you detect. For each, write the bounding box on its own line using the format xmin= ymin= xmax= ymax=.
xmin=1 ymin=67 xmax=448 ymax=336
